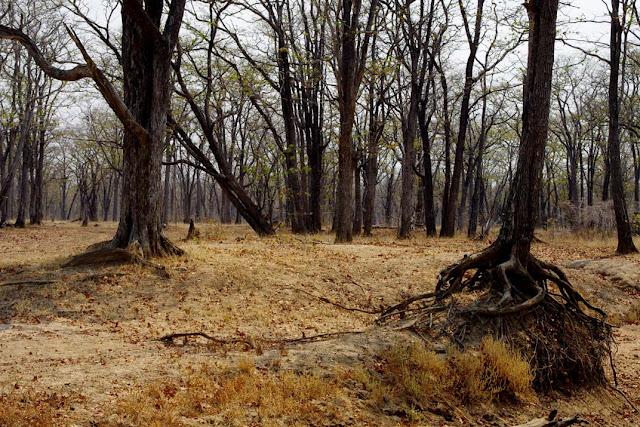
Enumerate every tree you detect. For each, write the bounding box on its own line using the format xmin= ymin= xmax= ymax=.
xmin=380 ymin=0 xmax=612 ymax=389
xmin=394 ymin=0 xmax=438 ymax=239
xmin=1 ymin=0 xmax=187 ymax=257
xmin=607 ymin=0 xmax=637 ymax=253
xmin=439 ymin=0 xmax=485 ymax=237
xmin=334 ymin=0 xmax=380 ymax=243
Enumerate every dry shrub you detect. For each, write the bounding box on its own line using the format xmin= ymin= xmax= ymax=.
xmin=553 ymin=201 xmax=617 ymax=235
xmin=351 ymin=337 xmax=533 ymax=417
xmin=113 ymin=361 xmax=342 ymax=426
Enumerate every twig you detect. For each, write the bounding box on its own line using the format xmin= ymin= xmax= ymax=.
xmin=80 ymin=272 xmax=127 ymax=282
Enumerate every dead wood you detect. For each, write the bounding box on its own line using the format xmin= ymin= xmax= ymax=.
xmin=291 ymin=287 xmax=381 ymax=314
xmin=513 ymin=410 xmax=586 ymax=427
xmin=158 ymin=330 xmax=367 ymax=350
xmin=80 ymin=272 xmax=127 ymax=282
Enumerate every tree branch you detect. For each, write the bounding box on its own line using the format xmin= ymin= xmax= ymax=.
xmin=0 ymin=25 xmax=91 ymax=81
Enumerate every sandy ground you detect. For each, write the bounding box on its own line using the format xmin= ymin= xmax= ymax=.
xmin=0 ymin=222 xmax=639 ymax=426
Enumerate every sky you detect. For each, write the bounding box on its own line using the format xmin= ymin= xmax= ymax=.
xmin=57 ymin=0 xmax=617 ymax=124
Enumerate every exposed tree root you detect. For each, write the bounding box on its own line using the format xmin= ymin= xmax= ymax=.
xmin=158 ymin=330 xmax=367 ymax=351
xmin=291 ymin=287 xmax=381 ymax=314
xmin=378 ymin=239 xmax=614 ymax=391
xmin=63 ymin=240 xmax=170 ymax=278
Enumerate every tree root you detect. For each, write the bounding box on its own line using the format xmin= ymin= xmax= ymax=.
xmin=158 ymin=330 xmax=367 ymax=351
xmin=63 ymin=240 xmax=170 ymax=278
xmin=378 ymin=239 xmax=614 ymax=390
xmin=291 ymin=287 xmax=381 ymax=314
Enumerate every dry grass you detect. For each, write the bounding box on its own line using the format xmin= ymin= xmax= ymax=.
xmin=0 ymin=388 xmax=83 ymax=427
xmin=616 ymin=301 xmax=640 ymax=325
xmin=110 ymin=360 xmax=343 ymax=427
xmin=349 ymin=336 xmax=534 ymax=421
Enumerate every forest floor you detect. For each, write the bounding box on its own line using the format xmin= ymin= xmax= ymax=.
xmin=0 ymin=222 xmax=639 ymax=426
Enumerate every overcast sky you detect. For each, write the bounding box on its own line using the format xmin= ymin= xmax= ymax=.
xmin=56 ymin=0 xmax=615 ymax=124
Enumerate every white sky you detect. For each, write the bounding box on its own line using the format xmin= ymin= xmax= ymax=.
xmin=57 ymin=0 xmax=616 ymax=124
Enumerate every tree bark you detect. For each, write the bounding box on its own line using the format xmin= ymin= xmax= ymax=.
xmin=111 ymin=1 xmax=185 ymax=257
xmin=607 ymin=0 xmax=637 ymax=253
xmin=334 ymin=0 xmax=379 ymax=243
xmin=508 ymin=0 xmax=559 ymax=259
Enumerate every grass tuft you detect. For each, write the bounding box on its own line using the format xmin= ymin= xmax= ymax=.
xmin=349 ymin=336 xmax=534 ymax=418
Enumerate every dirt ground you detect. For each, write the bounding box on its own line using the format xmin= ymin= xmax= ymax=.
xmin=0 ymin=222 xmax=639 ymax=426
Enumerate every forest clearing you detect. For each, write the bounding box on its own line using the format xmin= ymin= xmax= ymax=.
xmin=3 ymin=0 xmax=640 ymax=425
xmin=0 ymin=223 xmax=638 ymax=425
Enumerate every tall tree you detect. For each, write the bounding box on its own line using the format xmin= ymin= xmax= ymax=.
xmin=1 ymin=0 xmax=187 ymax=257
xmin=439 ymin=0 xmax=485 ymax=237
xmin=334 ymin=0 xmax=380 ymax=243
xmin=608 ymin=0 xmax=637 ymax=253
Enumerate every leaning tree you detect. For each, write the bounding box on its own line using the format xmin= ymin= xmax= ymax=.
xmin=379 ymin=0 xmax=612 ymax=389
xmin=0 ymin=0 xmax=186 ymax=257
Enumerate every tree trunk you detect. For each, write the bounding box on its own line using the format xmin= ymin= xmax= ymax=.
xmin=353 ymin=163 xmax=363 ymax=234
xmin=162 ymin=149 xmax=172 ymax=223
xmin=363 ymin=118 xmax=381 ymax=236
xmin=30 ymin=129 xmax=45 ymax=225
xmin=111 ymin=3 xmax=184 ymax=257
xmin=441 ymin=0 xmax=484 ymax=237
xmin=418 ymin=97 xmax=437 ymax=237
xmin=507 ymin=0 xmax=559 ymax=259
xmin=607 ymin=0 xmax=637 ymax=254
xmin=398 ymin=79 xmax=419 ymax=238
xmin=14 ymin=131 xmax=31 ymax=228
xmin=278 ymin=31 xmax=307 ymax=234
xmin=468 ymin=84 xmax=488 ymax=238
xmin=334 ymin=0 xmax=378 ymax=242
xmin=385 ymin=170 xmax=395 ymax=226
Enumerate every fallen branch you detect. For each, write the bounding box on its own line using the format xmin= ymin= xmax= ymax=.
xmin=80 ymin=272 xmax=127 ymax=282
xmin=158 ymin=329 xmax=367 ymax=349
xmin=513 ymin=410 xmax=586 ymax=427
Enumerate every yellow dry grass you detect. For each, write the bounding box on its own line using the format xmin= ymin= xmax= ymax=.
xmin=349 ymin=336 xmax=533 ymax=421
xmin=112 ymin=361 xmax=342 ymax=427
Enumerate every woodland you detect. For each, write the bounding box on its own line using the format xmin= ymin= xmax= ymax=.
xmin=0 ymin=0 xmax=639 ymax=426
